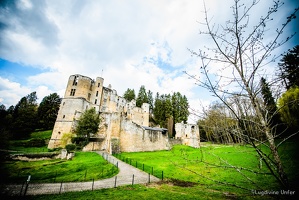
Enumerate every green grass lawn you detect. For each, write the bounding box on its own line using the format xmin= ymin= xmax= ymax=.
xmin=115 ymin=141 xmax=298 ymax=197
xmin=8 ymin=130 xmax=53 ymax=153
xmin=2 ymin=152 xmax=118 ymax=183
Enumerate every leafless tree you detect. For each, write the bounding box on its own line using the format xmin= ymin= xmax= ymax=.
xmin=185 ymin=0 xmax=298 ymax=188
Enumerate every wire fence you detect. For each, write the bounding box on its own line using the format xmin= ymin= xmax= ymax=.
xmin=4 ymin=152 xmax=160 ymax=197
xmin=112 ymin=153 xmax=164 ymax=180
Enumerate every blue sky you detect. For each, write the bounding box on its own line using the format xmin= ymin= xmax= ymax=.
xmin=0 ymin=0 xmax=298 ymax=123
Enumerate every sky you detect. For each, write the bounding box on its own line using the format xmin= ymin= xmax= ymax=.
xmin=0 ymin=0 xmax=298 ymax=123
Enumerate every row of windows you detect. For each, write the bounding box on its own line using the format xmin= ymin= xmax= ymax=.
xmin=69 ymin=89 xmax=100 ymax=98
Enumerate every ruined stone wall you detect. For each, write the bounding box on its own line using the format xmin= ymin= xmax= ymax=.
xmin=49 ymin=74 xmax=152 ymax=151
xmin=175 ymin=122 xmax=200 ymax=148
xmin=120 ymin=120 xmax=170 ymax=152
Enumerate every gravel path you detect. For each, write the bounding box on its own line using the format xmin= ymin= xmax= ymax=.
xmin=3 ymin=151 xmax=160 ymax=196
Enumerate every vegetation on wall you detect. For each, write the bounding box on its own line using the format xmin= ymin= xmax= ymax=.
xmin=73 ymin=108 xmax=101 ymax=149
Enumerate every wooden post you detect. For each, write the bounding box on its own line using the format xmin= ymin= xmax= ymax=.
xmin=92 ymin=178 xmax=94 ymax=191
xmin=114 ymin=176 xmax=117 ymax=188
xmin=59 ymin=182 xmax=63 ymax=194
xmin=132 ymin=174 xmax=134 ymax=185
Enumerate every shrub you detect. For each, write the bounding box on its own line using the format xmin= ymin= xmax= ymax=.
xmin=65 ymin=144 xmax=76 ymax=152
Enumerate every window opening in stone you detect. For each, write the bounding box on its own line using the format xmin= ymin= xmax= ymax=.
xmin=63 ymin=115 xmax=65 ymax=118
xmin=98 ymin=83 xmax=100 ymax=87
xmin=96 ymin=91 xmax=98 ymax=97
xmin=72 ymin=76 xmax=78 ymax=86
xmin=95 ymin=99 xmax=97 ymax=104
xmin=70 ymin=89 xmax=76 ymax=96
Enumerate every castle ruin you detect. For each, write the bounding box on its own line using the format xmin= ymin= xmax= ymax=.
xmin=48 ymin=74 xmax=200 ymax=153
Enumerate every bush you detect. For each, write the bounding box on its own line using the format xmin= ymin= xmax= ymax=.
xmin=22 ymin=138 xmax=45 ymax=147
xmin=65 ymin=144 xmax=76 ymax=152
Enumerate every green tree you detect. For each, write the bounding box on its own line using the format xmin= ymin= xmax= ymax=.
xmin=136 ymin=85 xmax=148 ymax=107
xmin=12 ymin=92 xmax=38 ymax=139
xmin=278 ymin=86 xmax=299 ymax=129
xmin=38 ymin=93 xmax=61 ymax=130
xmin=147 ymin=90 xmax=154 ymax=112
xmin=123 ymin=88 xmax=136 ymax=101
xmin=74 ymin=108 xmax=100 ymax=147
xmin=278 ymin=45 xmax=299 ymax=89
xmin=260 ymin=77 xmax=281 ymax=131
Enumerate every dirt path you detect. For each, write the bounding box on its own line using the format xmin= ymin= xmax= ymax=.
xmin=3 ymin=151 xmax=160 ymax=196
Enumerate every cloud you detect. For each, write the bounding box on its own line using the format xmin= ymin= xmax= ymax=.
xmin=0 ymin=0 xmax=298 ymax=122
xmin=0 ymin=77 xmax=31 ymax=107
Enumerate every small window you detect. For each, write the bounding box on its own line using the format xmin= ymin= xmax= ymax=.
xmin=186 ymin=134 xmax=188 ymax=137
xmin=63 ymin=115 xmax=65 ymax=118
xmin=96 ymin=91 xmax=99 ymax=97
xmin=58 ymin=131 xmax=61 ymax=134
xmin=63 ymin=102 xmax=65 ymax=106
xmin=70 ymin=89 xmax=76 ymax=96
xmin=72 ymin=76 xmax=78 ymax=86
xmin=95 ymin=99 xmax=97 ymax=104
xmin=98 ymin=83 xmax=100 ymax=87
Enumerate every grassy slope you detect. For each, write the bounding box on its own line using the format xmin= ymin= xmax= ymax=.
xmin=3 ymin=130 xmax=118 ymax=183
xmin=3 ymin=152 xmax=119 ymax=183
xmin=8 ymin=130 xmax=53 ymax=152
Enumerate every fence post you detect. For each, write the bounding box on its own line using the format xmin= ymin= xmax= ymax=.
xmin=92 ymin=178 xmax=94 ymax=191
xmin=59 ymin=182 xmax=63 ymax=194
xmin=132 ymin=174 xmax=134 ymax=185
xmin=19 ymin=181 xmax=25 ymax=196
xmin=23 ymin=175 xmax=31 ymax=196
xmin=114 ymin=176 xmax=117 ymax=188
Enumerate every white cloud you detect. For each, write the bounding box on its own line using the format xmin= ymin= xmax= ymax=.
xmin=0 ymin=0 xmax=298 ymax=121
xmin=0 ymin=77 xmax=31 ymax=107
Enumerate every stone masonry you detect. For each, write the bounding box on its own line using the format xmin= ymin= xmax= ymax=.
xmin=48 ymin=74 xmax=200 ymax=153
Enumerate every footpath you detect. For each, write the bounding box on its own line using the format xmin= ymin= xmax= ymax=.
xmin=3 ymin=151 xmax=160 ymax=196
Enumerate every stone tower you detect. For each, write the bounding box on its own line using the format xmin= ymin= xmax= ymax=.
xmin=48 ymin=74 xmax=104 ymax=149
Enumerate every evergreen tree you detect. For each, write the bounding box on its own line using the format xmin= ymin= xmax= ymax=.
xmin=136 ymin=85 xmax=148 ymax=107
xmin=278 ymin=45 xmax=299 ymax=89
xmin=12 ymin=92 xmax=38 ymax=139
xmin=123 ymin=88 xmax=136 ymax=101
xmin=260 ymin=77 xmax=281 ymax=131
xmin=147 ymin=90 xmax=154 ymax=112
xmin=180 ymin=95 xmax=189 ymax=123
xmin=38 ymin=93 xmax=61 ymax=130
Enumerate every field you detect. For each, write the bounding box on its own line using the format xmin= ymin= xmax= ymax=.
xmin=2 ymin=130 xmax=118 ymax=183
xmin=2 ymin=130 xmax=298 ymax=199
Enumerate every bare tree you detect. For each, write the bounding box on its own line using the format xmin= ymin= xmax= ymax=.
xmin=185 ymin=0 xmax=298 ymax=188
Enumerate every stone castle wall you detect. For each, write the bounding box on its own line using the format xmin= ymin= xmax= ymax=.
xmin=48 ymin=74 xmax=200 ymax=152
